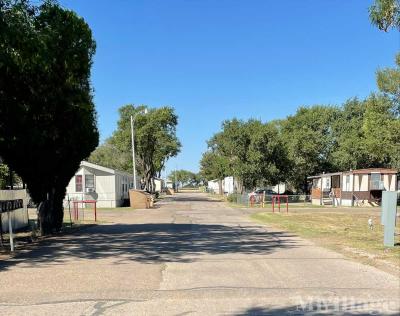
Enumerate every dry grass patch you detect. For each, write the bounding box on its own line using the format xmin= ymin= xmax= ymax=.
xmin=252 ymin=208 xmax=400 ymax=272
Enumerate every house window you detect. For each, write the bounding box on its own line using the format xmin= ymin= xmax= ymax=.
xmin=75 ymin=175 xmax=82 ymax=192
xmin=85 ymin=174 xmax=95 ymax=189
xmin=332 ymin=175 xmax=340 ymax=188
xmin=370 ymin=173 xmax=381 ymax=190
xmin=345 ymin=175 xmax=350 ymax=191
xmin=325 ymin=178 xmax=331 ymax=189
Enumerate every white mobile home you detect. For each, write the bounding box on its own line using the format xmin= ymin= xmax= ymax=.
xmin=207 ymin=179 xmax=220 ymax=194
xmin=208 ymin=177 xmax=235 ymax=195
xmin=65 ymin=161 xmax=135 ymax=208
xmin=154 ymin=178 xmax=164 ymax=193
xmin=223 ymin=176 xmax=234 ymax=194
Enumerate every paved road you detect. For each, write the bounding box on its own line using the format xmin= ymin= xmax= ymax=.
xmin=0 ymin=193 xmax=399 ymax=315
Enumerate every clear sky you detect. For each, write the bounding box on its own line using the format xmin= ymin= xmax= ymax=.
xmin=61 ymin=0 xmax=398 ymax=175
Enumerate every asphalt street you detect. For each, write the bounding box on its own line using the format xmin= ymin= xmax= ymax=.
xmin=0 ymin=192 xmax=399 ymax=315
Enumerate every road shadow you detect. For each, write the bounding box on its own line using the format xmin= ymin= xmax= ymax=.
xmin=169 ymin=195 xmax=223 ymax=203
xmin=0 ymin=223 xmax=298 ymax=270
xmin=235 ymin=303 xmax=400 ymax=315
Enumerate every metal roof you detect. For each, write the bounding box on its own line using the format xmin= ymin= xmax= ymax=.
xmin=307 ymin=168 xmax=398 ymax=179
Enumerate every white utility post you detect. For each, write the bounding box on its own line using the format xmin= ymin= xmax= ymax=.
xmin=174 ymin=166 xmax=178 ymax=192
xmin=8 ymin=211 xmax=14 ymax=252
xmin=130 ymin=108 xmax=148 ymax=190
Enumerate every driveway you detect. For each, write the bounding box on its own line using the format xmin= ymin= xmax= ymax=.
xmin=0 ymin=192 xmax=399 ymax=315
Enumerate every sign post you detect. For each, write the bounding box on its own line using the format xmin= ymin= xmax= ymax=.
xmin=0 ymin=199 xmax=23 ymax=252
xmin=8 ymin=211 xmax=14 ymax=252
xmin=381 ymin=191 xmax=397 ymax=247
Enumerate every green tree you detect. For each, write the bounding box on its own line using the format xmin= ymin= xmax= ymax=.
xmin=90 ymin=104 xmax=181 ymax=193
xmin=0 ymin=0 xmax=99 ymax=234
xmin=362 ymin=94 xmax=400 ymax=168
xmin=281 ymin=106 xmax=340 ymax=191
xmin=200 ymin=151 xmax=228 ymax=194
xmin=202 ymin=118 xmax=290 ymax=192
xmin=331 ymin=98 xmax=369 ymax=170
xmin=369 ymin=0 xmax=400 ymax=31
xmin=245 ymin=122 xmax=290 ymax=189
xmin=88 ymin=141 xmax=131 ymax=172
xmin=0 ymin=163 xmax=9 ymax=190
xmin=168 ymin=169 xmax=198 ymax=188
xmin=207 ymin=119 xmax=261 ymax=191
xmin=376 ymin=53 xmax=400 ymax=114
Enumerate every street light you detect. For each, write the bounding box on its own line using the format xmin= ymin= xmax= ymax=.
xmin=130 ymin=108 xmax=148 ymax=190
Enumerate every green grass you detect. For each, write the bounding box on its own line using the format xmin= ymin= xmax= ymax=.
xmin=252 ymin=209 xmax=400 ymax=271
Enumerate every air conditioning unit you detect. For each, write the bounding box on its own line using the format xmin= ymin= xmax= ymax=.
xmin=86 ymin=188 xmax=95 ymax=193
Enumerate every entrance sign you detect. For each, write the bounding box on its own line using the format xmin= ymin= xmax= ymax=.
xmin=0 ymin=199 xmax=23 ymax=252
xmin=0 ymin=199 xmax=24 ymax=213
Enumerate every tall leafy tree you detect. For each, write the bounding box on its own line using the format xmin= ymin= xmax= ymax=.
xmin=202 ymin=119 xmax=290 ymax=192
xmin=362 ymin=94 xmax=400 ymax=168
xmin=369 ymin=0 xmax=400 ymax=31
xmin=281 ymin=106 xmax=340 ymax=191
xmin=89 ymin=141 xmax=131 ymax=172
xmin=90 ymin=104 xmax=181 ymax=193
xmin=246 ymin=122 xmax=290 ymax=189
xmin=0 ymin=0 xmax=98 ymax=234
xmin=368 ymin=2 xmax=400 ymax=167
xmin=376 ymin=53 xmax=400 ymax=115
xmin=168 ymin=169 xmax=199 ymax=188
xmin=331 ymin=98 xmax=369 ymax=170
xmin=199 ymin=151 xmax=228 ymax=194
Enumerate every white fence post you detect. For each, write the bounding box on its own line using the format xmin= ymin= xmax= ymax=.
xmin=8 ymin=211 xmax=14 ymax=252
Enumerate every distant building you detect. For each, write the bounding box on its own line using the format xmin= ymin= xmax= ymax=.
xmin=65 ymin=161 xmax=135 ymax=208
xmin=207 ymin=179 xmax=220 ymax=194
xmin=223 ymin=176 xmax=235 ymax=194
xmin=166 ymin=180 xmax=174 ymax=189
xmin=153 ymin=177 xmax=164 ymax=193
xmin=308 ymin=168 xmax=398 ymax=206
xmin=268 ymin=183 xmax=286 ymax=194
xmin=207 ymin=176 xmax=235 ymax=195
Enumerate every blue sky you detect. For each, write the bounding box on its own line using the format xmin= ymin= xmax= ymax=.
xmin=61 ymin=0 xmax=398 ymax=175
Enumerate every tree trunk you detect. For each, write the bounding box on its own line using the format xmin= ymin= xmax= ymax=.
xmin=151 ymin=178 xmax=156 ymax=194
xmin=38 ymin=188 xmax=64 ymax=235
xmin=218 ymin=179 xmax=223 ymax=195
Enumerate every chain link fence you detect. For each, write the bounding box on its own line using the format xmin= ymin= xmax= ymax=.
xmin=228 ymin=193 xmax=312 ymax=208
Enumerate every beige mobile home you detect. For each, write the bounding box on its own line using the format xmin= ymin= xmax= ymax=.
xmin=65 ymin=161 xmax=135 ymax=208
xmin=308 ymin=168 xmax=398 ymax=206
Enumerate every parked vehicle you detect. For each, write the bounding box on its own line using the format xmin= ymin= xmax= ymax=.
xmin=248 ymin=189 xmax=276 ymax=197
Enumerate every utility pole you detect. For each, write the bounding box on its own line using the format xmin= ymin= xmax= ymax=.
xmin=174 ymin=166 xmax=178 ymax=193
xmin=130 ymin=115 xmax=137 ymax=189
xmin=130 ymin=108 xmax=148 ymax=190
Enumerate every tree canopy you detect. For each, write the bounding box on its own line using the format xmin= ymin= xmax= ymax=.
xmin=90 ymin=104 xmax=181 ymax=193
xmin=201 ymin=93 xmax=399 ymax=193
xmin=369 ymin=0 xmax=400 ymax=32
xmin=0 ymin=0 xmax=98 ymax=234
xmin=201 ymin=119 xmax=289 ymax=192
xmin=168 ymin=169 xmax=201 ymax=188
